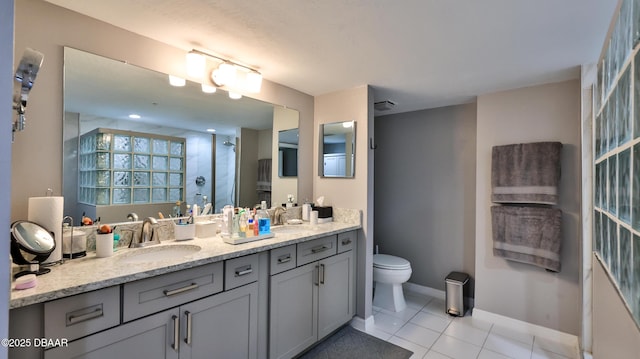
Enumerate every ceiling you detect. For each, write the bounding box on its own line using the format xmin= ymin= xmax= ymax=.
xmin=46 ymin=0 xmax=617 ymax=115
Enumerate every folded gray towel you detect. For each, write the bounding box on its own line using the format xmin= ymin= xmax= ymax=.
xmin=491 ymin=142 xmax=562 ymax=205
xmin=491 ymin=205 xmax=562 ymax=272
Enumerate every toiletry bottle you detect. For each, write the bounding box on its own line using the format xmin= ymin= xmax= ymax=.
xmin=253 ymin=208 xmax=259 ymax=236
xmin=173 ymin=201 xmax=182 ymax=217
xmin=257 ymin=203 xmax=270 ymax=235
xmin=239 ymin=210 xmax=248 ymax=236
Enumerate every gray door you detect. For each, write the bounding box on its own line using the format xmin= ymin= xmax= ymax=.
xmin=179 ymin=282 xmax=258 ymax=359
xmin=269 ymin=262 xmax=318 ymax=359
xmin=44 ymin=308 xmax=180 ymax=359
xmin=317 ymin=251 xmax=355 ymax=339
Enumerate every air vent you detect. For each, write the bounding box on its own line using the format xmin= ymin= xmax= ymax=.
xmin=374 ymin=100 xmax=396 ymax=111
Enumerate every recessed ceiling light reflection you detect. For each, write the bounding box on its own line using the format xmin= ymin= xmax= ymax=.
xmin=129 ymin=114 xmax=141 ymax=119
xmin=206 ymin=128 xmax=216 ymax=132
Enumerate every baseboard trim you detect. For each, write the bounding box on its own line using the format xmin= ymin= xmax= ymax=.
xmin=403 ymin=282 xmax=445 ymax=299
xmin=403 ymin=282 xmax=475 ymax=309
xmin=350 ymin=314 xmax=375 ymax=331
xmin=473 ymin=308 xmax=579 ymax=347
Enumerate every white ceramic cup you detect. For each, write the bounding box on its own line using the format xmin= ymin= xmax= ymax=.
xmin=310 ymin=210 xmax=319 ymax=225
xmin=96 ymin=232 xmax=114 ymax=258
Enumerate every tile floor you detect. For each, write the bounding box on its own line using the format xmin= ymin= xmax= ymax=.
xmin=352 ymin=291 xmax=578 ymax=359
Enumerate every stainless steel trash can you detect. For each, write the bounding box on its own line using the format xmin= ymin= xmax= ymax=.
xmin=445 ymin=271 xmax=469 ymax=316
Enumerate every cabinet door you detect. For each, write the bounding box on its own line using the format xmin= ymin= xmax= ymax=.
xmin=269 ymin=262 xmax=318 ymax=359
xmin=45 ymin=308 xmax=180 ymax=359
xmin=317 ymin=251 xmax=355 ymax=339
xmin=179 ymin=282 xmax=258 ymax=359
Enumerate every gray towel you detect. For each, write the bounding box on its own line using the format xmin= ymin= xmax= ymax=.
xmin=491 ymin=142 xmax=562 ymax=205
xmin=491 ymin=205 xmax=562 ymax=272
xmin=256 ymin=159 xmax=272 ymax=192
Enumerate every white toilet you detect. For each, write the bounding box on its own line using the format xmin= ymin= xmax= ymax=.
xmin=372 ymin=254 xmax=412 ymax=312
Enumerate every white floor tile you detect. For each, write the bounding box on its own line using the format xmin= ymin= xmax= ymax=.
xmin=483 ymin=333 xmax=533 ymax=359
xmin=379 ymin=305 xmax=421 ymax=322
xmin=395 ymin=322 xmax=441 ymax=348
xmin=533 ymin=336 xmax=576 ymax=358
xmin=531 ymin=345 xmax=573 ymax=359
xmin=372 ymin=311 xmax=408 ymax=334
xmin=424 ymin=350 xmax=454 ymax=359
xmin=405 ymin=292 xmax=433 ymax=310
xmin=477 ymin=348 xmax=513 ymax=359
xmin=490 ymin=325 xmax=534 ymax=346
xmin=431 ymin=335 xmax=482 ymax=359
xmin=422 ymin=298 xmax=450 ymax=318
xmin=444 ymin=320 xmax=490 ymax=347
xmin=451 ymin=314 xmax=494 ymax=332
xmin=388 ymin=335 xmax=430 ymax=359
xmin=411 ymin=311 xmax=452 ymax=333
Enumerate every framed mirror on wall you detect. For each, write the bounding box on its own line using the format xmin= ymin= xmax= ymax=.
xmin=319 ymin=121 xmax=355 ymax=178
xmin=62 ymin=47 xmax=299 ymax=223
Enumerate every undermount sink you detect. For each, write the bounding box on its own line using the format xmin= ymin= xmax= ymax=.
xmin=116 ymin=244 xmax=201 ymax=264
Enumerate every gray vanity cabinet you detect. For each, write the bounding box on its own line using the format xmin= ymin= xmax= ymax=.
xmin=45 ymin=280 xmax=258 ymax=359
xmin=44 ymin=307 xmax=180 ymax=359
xmin=269 ymin=232 xmax=356 ymax=359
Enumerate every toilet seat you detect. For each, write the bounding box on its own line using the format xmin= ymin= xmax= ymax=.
xmin=373 ymin=254 xmax=411 ymax=270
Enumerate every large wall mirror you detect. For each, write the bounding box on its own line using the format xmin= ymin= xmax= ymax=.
xmin=319 ymin=121 xmax=355 ymax=178
xmin=62 ymin=47 xmax=299 ymax=223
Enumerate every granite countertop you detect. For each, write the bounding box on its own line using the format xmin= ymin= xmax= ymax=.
xmin=10 ymin=221 xmax=360 ymax=309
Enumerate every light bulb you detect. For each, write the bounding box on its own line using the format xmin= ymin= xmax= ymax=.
xmin=186 ymin=51 xmax=205 ymax=79
xmin=211 ymin=62 xmax=237 ymax=87
xmin=228 ymin=91 xmax=242 ymax=100
xmin=245 ymin=71 xmax=263 ymax=93
xmin=168 ymin=75 xmax=186 ymax=87
xmin=201 ymin=84 xmax=217 ymax=93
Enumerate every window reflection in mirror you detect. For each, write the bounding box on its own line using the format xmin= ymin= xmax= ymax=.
xmin=278 ymin=129 xmax=298 ymax=177
xmin=320 ymin=121 xmax=355 ymax=178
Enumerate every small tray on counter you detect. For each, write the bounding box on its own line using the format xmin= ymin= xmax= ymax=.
xmin=221 ymin=232 xmax=275 ymax=245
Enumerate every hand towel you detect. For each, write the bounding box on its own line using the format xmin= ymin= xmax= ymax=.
xmin=491 ymin=205 xmax=562 ymax=272
xmin=491 ymin=142 xmax=562 ymax=205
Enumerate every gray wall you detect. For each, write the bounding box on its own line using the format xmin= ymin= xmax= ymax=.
xmin=1 ymin=1 xmax=14 ymax=357
xmin=475 ymin=79 xmax=581 ymax=335
xmin=374 ymin=104 xmax=477 ymax=293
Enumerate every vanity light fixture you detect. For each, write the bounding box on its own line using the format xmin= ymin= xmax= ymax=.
xmin=168 ymin=75 xmax=186 ymax=87
xmin=186 ymin=49 xmax=263 ymax=94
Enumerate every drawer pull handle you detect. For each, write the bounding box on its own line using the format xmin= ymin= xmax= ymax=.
xmin=277 ymin=255 xmax=291 ymax=264
xmin=67 ymin=305 xmax=103 ymax=325
xmin=341 ymin=239 xmax=352 ymax=245
xmin=172 ymin=315 xmax=180 ymax=351
xmin=164 ymin=283 xmax=199 ymax=297
xmin=185 ymin=311 xmax=193 ymax=345
xmin=311 ymin=245 xmax=329 ymax=253
xmin=235 ymin=266 xmax=253 ymax=277
xmin=319 ymin=263 xmax=325 ymax=285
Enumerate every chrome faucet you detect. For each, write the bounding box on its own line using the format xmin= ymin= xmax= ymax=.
xmin=127 ymin=212 xmax=139 ymax=222
xmin=272 ymin=207 xmax=287 ymax=226
xmin=130 ymin=217 xmax=160 ymax=248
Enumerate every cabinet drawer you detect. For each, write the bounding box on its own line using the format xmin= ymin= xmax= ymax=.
xmin=337 ymin=231 xmax=356 ymax=253
xmin=297 ymin=235 xmax=337 ymax=266
xmin=44 ymin=286 xmax=120 ymax=342
xmin=225 ymin=253 xmax=260 ymax=290
xmin=270 ymin=245 xmax=297 ymax=275
xmin=122 ymin=261 xmax=223 ymax=322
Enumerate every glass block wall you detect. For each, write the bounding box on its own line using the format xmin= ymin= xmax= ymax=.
xmin=78 ymin=128 xmax=185 ymax=206
xmin=593 ymin=0 xmax=640 ymax=325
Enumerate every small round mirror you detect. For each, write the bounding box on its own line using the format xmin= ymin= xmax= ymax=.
xmin=12 ymin=221 xmax=55 ymax=254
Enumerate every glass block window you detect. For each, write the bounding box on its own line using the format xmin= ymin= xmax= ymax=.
xmin=78 ymin=128 xmax=185 ymax=206
xmin=593 ymin=0 xmax=640 ymax=326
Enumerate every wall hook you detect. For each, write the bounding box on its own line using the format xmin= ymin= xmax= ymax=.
xmin=369 ymin=137 xmax=378 ymax=150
